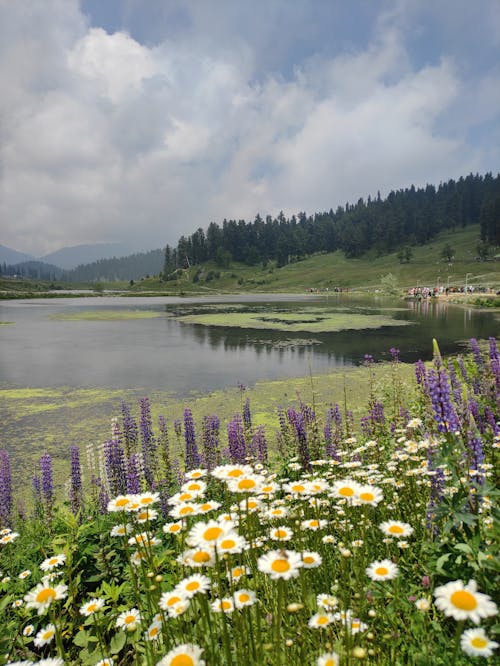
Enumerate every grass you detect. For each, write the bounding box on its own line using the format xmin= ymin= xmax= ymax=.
xmin=0 ymin=340 xmax=498 ymax=665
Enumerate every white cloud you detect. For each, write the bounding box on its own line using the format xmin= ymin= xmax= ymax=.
xmin=0 ymin=0 xmax=497 ymax=255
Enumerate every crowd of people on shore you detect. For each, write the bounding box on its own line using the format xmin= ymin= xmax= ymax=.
xmin=407 ymin=285 xmax=494 ymax=299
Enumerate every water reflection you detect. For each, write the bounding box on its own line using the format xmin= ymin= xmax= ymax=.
xmin=0 ymin=295 xmax=497 ymax=393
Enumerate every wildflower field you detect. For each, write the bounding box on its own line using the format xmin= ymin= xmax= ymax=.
xmin=0 ymin=339 xmax=498 ymax=666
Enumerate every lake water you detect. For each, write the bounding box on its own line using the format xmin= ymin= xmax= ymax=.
xmin=1 ymin=293 xmax=498 ymax=394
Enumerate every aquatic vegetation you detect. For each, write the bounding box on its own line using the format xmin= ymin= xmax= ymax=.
xmin=0 ymin=338 xmax=498 ymax=664
xmin=51 ymin=311 xmax=165 ymax=321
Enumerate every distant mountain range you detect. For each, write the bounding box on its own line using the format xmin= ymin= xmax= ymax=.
xmin=0 ymin=242 xmax=143 ymax=270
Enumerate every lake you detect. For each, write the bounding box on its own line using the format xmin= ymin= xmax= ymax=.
xmin=1 ymin=293 xmax=497 ymax=394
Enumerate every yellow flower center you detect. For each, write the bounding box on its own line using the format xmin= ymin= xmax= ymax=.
xmin=124 ymin=614 xmax=136 ymax=624
xmin=317 ymin=616 xmax=329 ymax=625
xmin=200 ymin=503 xmax=211 ymax=511
xmin=228 ymin=469 xmax=244 ymax=477
xmin=238 ymin=479 xmax=256 ymax=490
xmin=179 ymin=493 xmax=193 ymax=501
xmin=450 ymin=590 xmax=478 ymax=611
xmin=291 ymin=484 xmax=305 ymax=492
xmin=203 ymin=526 xmax=224 ymax=541
xmin=262 ymin=486 xmax=273 ymax=493
xmin=221 ymin=600 xmax=232 ymax=610
xmin=167 ymin=596 xmax=182 ymax=606
xmin=375 ymin=567 xmax=389 ymax=576
xmin=247 ymin=500 xmax=258 ymax=509
xmin=388 ymin=525 xmax=404 ymax=534
xmin=140 ymin=496 xmax=153 ymax=504
xmin=149 ymin=626 xmax=159 ymax=637
xmin=471 ymin=637 xmax=488 ymax=649
xmin=325 ymin=660 xmax=336 ymax=666
xmin=233 ymin=567 xmax=244 ymax=577
xmin=303 ymin=556 xmax=315 ymax=564
xmin=239 ymin=593 xmax=250 ymax=603
xmin=309 ymin=520 xmax=319 ymax=527
xmin=274 ymin=529 xmax=288 ymax=538
xmin=220 ymin=539 xmax=236 ymax=549
xmin=42 ymin=629 xmax=55 ymax=639
xmin=170 ymin=524 xmax=181 ymax=532
xmin=87 ymin=603 xmax=98 ymax=612
xmin=187 ymin=483 xmax=201 ymax=491
xmin=360 ymin=492 xmax=375 ymax=502
xmin=179 ymin=506 xmax=194 ymax=515
xmin=193 ymin=551 xmax=211 ymax=563
xmin=186 ymin=581 xmax=200 ymax=591
xmin=271 ymin=559 xmax=290 ymax=573
xmin=338 ymin=486 xmax=354 ymax=497
xmin=171 ymin=655 xmax=194 ymax=666
xmin=116 ymin=498 xmax=129 ymax=507
xmin=36 ymin=588 xmax=57 ymax=603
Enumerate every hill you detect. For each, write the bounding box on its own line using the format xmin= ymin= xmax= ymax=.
xmin=40 ymin=242 xmax=135 ymax=269
xmin=0 ymin=244 xmax=35 ymax=265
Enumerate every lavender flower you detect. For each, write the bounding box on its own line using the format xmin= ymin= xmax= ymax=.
xmin=184 ymin=408 xmax=201 ymax=470
xmin=69 ymin=446 xmax=83 ymax=516
xmin=0 ymin=450 xmax=13 ymax=527
xmin=126 ymin=453 xmax=142 ymax=494
xmin=227 ymin=414 xmax=246 ymax=463
xmin=287 ymin=409 xmax=311 ymax=471
xmin=427 ymin=367 xmax=460 ymax=434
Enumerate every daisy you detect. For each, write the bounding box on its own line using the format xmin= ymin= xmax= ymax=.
xmin=130 ymin=550 xmax=148 ymax=567
xmin=211 ymin=597 xmax=235 ymax=613
xmin=0 ymin=531 xmax=19 ymax=544
xmin=283 ymin=481 xmax=311 ymax=496
xmin=12 ymin=599 xmax=23 ymax=608
xmin=414 ymin=598 xmax=431 ymax=611
xmin=331 ymin=479 xmax=360 ymax=501
xmin=34 ymin=623 xmax=56 ymax=647
xmin=366 ymin=559 xmax=399 ymax=581
xmin=317 ymin=653 xmax=339 ymax=666
xmin=181 ymin=480 xmax=207 ymax=494
xmin=40 ymin=553 xmax=66 ymax=571
xmin=185 ymin=468 xmax=206 ymax=479
xmin=216 ymin=532 xmax=248 ymax=555
xmin=37 ymin=659 xmax=65 ymax=666
xmin=170 ymin=491 xmax=200 ymax=504
xmin=198 ymin=500 xmax=221 ymax=514
xmin=116 ymin=608 xmax=142 ymax=631
xmin=227 ymin=565 xmax=250 ymax=581
xmin=156 ymin=643 xmax=205 ymax=666
xmin=258 ymin=481 xmax=279 ymax=496
xmin=301 ymin=518 xmax=327 ymax=531
xmin=128 ymin=532 xmax=161 ymax=548
xmin=379 ymin=520 xmax=414 ymax=538
xmin=169 ymin=503 xmax=201 ymax=519
xmin=24 ymin=582 xmax=68 ymax=614
xmin=212 ymin=464 xmax=253 ymax=480
xmin=461 ymin=627 xmax=498 ymax=657
xmin=269 ymin=526 xmax=294 ymax=541
xmin=110 ymin=523 xmax=132 ymax=537
xmin=95 ymin=660 xmax=114 ymax=666
xmin=163 ymin=521 xmax=184 ymax=535
xmin=434 ymin=579 xmax=498 ymax=623
xmin=22 ymin=624 xmax=35 ymax=636
xmin=175 ymin=574 xmax=211 ymax=598
xmin=159 ymin=590 xmax=189 ymax=611
xmin=145 ymin=620 xmax=162 ymax=641
xmin=302 ymin=551 xmax=323 ymax=568
xmin=308 ymin=612 xmax=335 ymax=628
xmin=227 ymin=474 xmax=264 ymax=494
xmin=80 ymin=597 xmax=105 ymax=616
xmin=317 ymin=594 xmax=338 ymax=609
xmin=179 ymin=547 xmax=216 ymax=567
xmin=265 ymin=506 xmax=289 ymax=520
xmin=107 ymin=495 xmax=134 ymax=512
xmin=233 ymin=589 xmax=257 ymax=609
xmin=136 ymin=508 xmax=158 ymax=523
xmin=136 ymin=492 xmax=160 ymax=507
xmin=257 ymin=549 xmax=302 ymax=580
xmin=356 ymin=485 xmax=383 ymax=506
xmin=238 ymin=497 xmax=262 ymax=513
xmin=187 ymin=520 xmax=233 ymax=547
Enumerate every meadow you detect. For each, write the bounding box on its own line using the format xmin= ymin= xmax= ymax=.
xmin=0 ymin=339 xmax=498 ymax=665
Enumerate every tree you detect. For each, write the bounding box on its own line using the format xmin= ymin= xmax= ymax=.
xmin=397 ymin=246 xmax=413 ymax=263
xmin=476 ymin=240 xmax=491 ymax=261
xmin=440 ymin=243 xmax=455 ymax=263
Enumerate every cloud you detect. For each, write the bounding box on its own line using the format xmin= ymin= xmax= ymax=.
xmin=0 ymin=0 xmax=498 ymax=255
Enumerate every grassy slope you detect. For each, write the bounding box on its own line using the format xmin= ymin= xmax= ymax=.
xmin=132 ymin=225 xmax=499 ymax=295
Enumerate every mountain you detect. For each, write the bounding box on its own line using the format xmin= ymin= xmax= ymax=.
xmin=39 ymin=242 xmax=136 ymax=269
xmin=0 ymin=244 xmax=35 ymax=265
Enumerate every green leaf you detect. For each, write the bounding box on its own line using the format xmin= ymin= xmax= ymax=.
xmin=73 ymin=630 xmax=89 ymax=647
xmin=110 ymin=631 xmax=126 ymax=655
xmin=454 ymin=543 xmax=473 ymax=555
xmin=435 ymin=553 xmax=451 ymax=575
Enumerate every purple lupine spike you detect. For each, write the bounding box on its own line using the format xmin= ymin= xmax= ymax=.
xmin=324 ymin=404 xmax=342 ymax=461
xmin=466 ymin=431 xmax=485 ymax=483
xmin=32 ymin=476 xmax=41 ymax=505
xmin=202 ymin=415 xmax=220 ymax=471
xmin=40 ymin=454 xmax=54 ymax=517
xmin=390 ymin=347 xmax=400 ymax=362
xmin=0 ymin=450 xmax=13 ymax=527
xmin=121 ymin=401 xmax=138 ymax=455
xmin=415 ymin=359 xmax=429 ymax=392
xmin=227 ymin=413 xmax=246 ymax=463
xmin=484 ymin=406 xmax=499 ymax=435
xmin=448 ymin=364 xmax=464 ymax=409
xmin=184 ymin=408 xmax=201 ymax=470
xmin=69 ymin=446 xmax=83 ymax=516
xmin=104 ymin=439 xmax=127 ymax=496
xmin=158 ymin=415 xmax=173 ymax=487
xmin=468 ymin=399 xmax=486 ymax=434
xmin=252 ymin=425 xmax=268 ymax=464
xmin=457 ymin=356 xmax=469 ymax=383
xmin=126 ymin=453 xmax=142 ymax=493
xmin=489 ymin=337 xmax=500 ymax=396
xmin=470 ymin=338 xmax=484 ymax=370
xmin=427 ymin=367 xmax=460 ymax=434
xmin=292 ymin=410 xmax=311 ymax=471
xmin=140 ymin=397 xmax=156 ymax=487
xmin=174 ymin=419 xmax=182 ymax=438
xmin=243 ymin=398 xmax=252 ymax=430
xmin=277 ymin=406 xmax=288 ymax=436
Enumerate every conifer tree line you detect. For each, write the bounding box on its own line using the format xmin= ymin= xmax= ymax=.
xmin=163 ymin=172 xmax=500 ymax=278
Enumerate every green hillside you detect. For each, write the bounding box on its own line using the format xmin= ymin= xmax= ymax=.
xmin=134 ymin=225 xmax=499 ymax=295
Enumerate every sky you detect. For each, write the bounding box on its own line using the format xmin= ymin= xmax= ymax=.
xmin=1 ymin=0 xmax=499 ymax=256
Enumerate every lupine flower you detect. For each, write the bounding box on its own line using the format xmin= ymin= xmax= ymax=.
xmin=121 ymin=400 xmax=138 ymax=455
xmin=0 ymin=450 xmax=13 ymax=527
xmin=40 ymin=454 xmax=53 ymax=516
xmin=184 ymin=408 xmax=201 ymax=470
xmin=140 ymin=397 xmax=157 ymax=486
xmin=227 ymin=414 xmax=246 ymax=463
xmin=104 ymin=439 xmax=127 ymax=496
xmin=69 ymin=446 xmax=83 ymax=516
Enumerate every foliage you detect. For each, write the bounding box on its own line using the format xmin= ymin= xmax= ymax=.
xmin=0 ymin=339 xmax=498 ymax=664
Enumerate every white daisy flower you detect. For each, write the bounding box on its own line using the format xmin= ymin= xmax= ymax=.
xmin=317 ymin=652 xmax=339 ymax=666
xmin=233 ymin=589 xmax=257 ymax=609
xmin=308 ymin=612 xmax=335 ymax=628
xmin=301 ymin=551 xmax=322 ymax=568
xmin=34 ymin=623 xmax=56 ymax=647
xmin=257 ymin=549 xmax=302 ymax=580
xmin=107 ymin=495 xmax=134 ymax=512
xmin=461 ymin=627 xmax=498 ymax=657
xmin=366 ymin=559 xmax=399 ymax=581
xmin=110 ymin=523 xmax=132 ymax=537
xmin=40 ymin=554 xmax=66 ymax=571
xmin=145 ymin=620 xmax=162 ymax=641
xmin=379 ymin=520 xmax=414 ymax=538
xmin=434 ymin=579 xmax=498 ymax=624
xmin=211 ymin=597 xmax=235 ymax=613
xmin=175 ymin=574 xmax=211 ymax=598
xmin=24 ymin=582 xmax=68 ymax=614
xmin=159 ymin=590 xmax=189 ymax=611
xmin=18 ymin=569 xmax=31 ymax=579
xmin=115 ymin=608 xmax=142 ymax=631
xmin=79 ymin=597 xmax=105 ymax=616
xmin=156 ymin=643 xmax=205 ymax=666
xmin=269 ymin=526 xmax=294 ymax=541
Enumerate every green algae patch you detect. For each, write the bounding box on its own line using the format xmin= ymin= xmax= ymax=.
xmin=175 ymin=310 xmax=412 ymax=333
xmin=51 ymin=310 xmax=164 ymax=321
xmin=0 ymin=321 xmax=14 ymax=325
